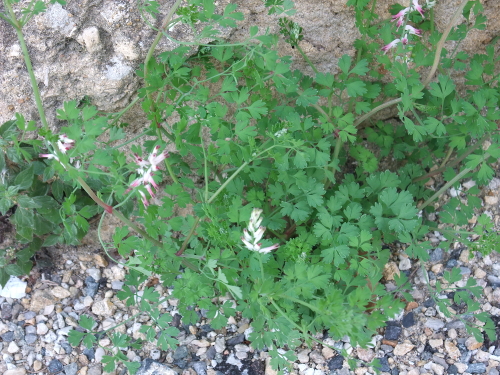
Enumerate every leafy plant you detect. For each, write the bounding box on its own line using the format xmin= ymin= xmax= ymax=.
xmin=1 ymin=0 xmax=498 ymax=373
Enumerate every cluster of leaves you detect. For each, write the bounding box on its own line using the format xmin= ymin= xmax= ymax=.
xmin=0 ymin=118 xmax=96 ymax=286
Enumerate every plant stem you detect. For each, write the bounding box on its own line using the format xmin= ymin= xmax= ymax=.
xmin=422 ymin=0 xmax=469 ymax=87
xmin=295 ymin=44 xmax=319 ymax=74
xmin=5 ymin=0 xmax=49 ymax=131
xmin=417 ymin=152 xmax=490 ymax=211
xmin=413 ymin=135 xmax=487 ymax=182
xmin=143 ymin=0 xmax=184 ymax=102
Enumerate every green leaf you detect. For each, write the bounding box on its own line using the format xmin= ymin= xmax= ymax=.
xmin=321 ymin=245 xmax=350 ymax=266
xmin=338 ymin=55 xmax=352 ymax=74
xmin=82 ymin=106 xmax=98 ymax=121
xmin=79 ymin=315 xmax=97 ymax=330
xmin=68 ymin=330 xmax=86 ymax=347
xmin=296 ymin=88 xmax=319 ymax=106
xmin=14 ymin=164 xmax=34 ymax=190
xmin=428 ymin=75 xmax=455 ymax=99
xmin=346 ymin=80 xmax=367 ymax=97
xmin=350 ymin=59 xmax=369 ymax=75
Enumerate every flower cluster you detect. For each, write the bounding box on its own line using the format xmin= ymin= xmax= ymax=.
xmin=124 ymin=145 xmax=169 ymax=206
xmin=39 ymin=134 xmax=75 ymax=161
xmin=241 ymin=208 xmax=280 ymax=254
xmin=383 ymin=0 xmax=424 ymax=54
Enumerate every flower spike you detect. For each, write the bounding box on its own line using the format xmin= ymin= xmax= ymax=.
xmin=241 ymin=208 xmax=280 ymax=254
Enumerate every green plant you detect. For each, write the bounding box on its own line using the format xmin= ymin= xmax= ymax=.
xmin=1 ymin=0 xmax=499 ymax=373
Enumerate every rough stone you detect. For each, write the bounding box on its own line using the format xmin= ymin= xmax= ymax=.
xmin=394 ymin=342 xmax=415 ymax=356
xmin=29 ymin=290 xmax=56 ymax=312
xmin=48 ymin=359 xmax=64 ymax=373
xmin=91 ymin=298 xmax=116 ymax=316
xmin=327 ymin=355 xmax=344 ymax=370
xmin=51 ymin=286 xmax=71 ymax=299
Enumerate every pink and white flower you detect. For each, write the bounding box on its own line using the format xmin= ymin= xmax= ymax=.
xmin=124 ymin=145 xmax=169 ymax=206
xmin=392 ymin=7 xmax=410 ymax=28
xmin=412 ymin=0 xmax=425 ymax=18
xmin=39 ymin=134 xmax=76 ymax=162
xmin=404 ymin=25 xmax=422 ymax=36
xmin=241 ymin=208 xmax=280 ymax=254
xmin=381 ymin=39 xmax=401 ymax=54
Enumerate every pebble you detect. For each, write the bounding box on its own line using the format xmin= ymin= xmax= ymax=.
xmin=327 ymin=355 xmax=344 ymax=370
xmin=84 ymin=276 xmax=99 ymax=297
xmin=64 ymin=362 xmax=78 ymax=375
xmin=467 ymin=363 xmax=487 ymax=374
xmin=394 ymin=342 xmax=415 ymax=356
xmin=297 ymin=349 xmax=311 ymax=363
xmin=385 ymin=323 xmax=402 ymax=340
xmin=425 ymin=318 xmax=445 ymax=330
xmin=402 ymin=312 xmax=415 ymax=327
xmin=466 ymin=336 xmax=483 ymax=350
xmin=51 ymin=286 xmax=71 ymax=299
xmin=37 ymin=322 xmax=49 ymax=335
xmin=429 ymin=248 xmax=444 ymax=262
xmin=4 ymin=369 xmax=27 ymax=375
xmin=48 ymin=359 xmax=64 ymax=373
xmin=91 ymin=298 xmax=116 ymax=316
xmin=357 ymin=348 xmax=375 ymax=362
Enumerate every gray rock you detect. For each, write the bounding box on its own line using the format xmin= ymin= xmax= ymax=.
xmin=1 ymin=331 xmax=14 ymax=342
xmin=1 ymin=302 xmax=12 ymax=320
xmin=173 ymin=345 xmax=189 ymax=360
xmin=429 ymin=248 xmax=444 ymax=262
xmin=61 ymin=342 xmax=73 ymax=354
xmin=374 ymin=356 xmax=390 ymax=372
xmin=192 ymin=361 xmax=207 ymax=375
xmin=384 ymin=324 xmax=402 ymax=340
xmin=226 ymin=333 xmax=244 ymax=346
xmin=327 ymin=355 xmax=344 ymax=370
xmin=425 ymin=318 xmax=445 ymax=330
xmin=84 ymin=276 xmax=99 ymax=297
xmin=487 ymin=275 xmax=500 ymax=287
xmin=460 ymin=267 xmax=471 ymax=275
xmin=206 ymin=346 xmax=216 ymax=360
xmin=467 ymin=363 xmax=487 ymax=374
xmin=83 ymin=348 xmax=95 ymax=361
xmin=136 ymin=359 xmax=177 ymax=375
xmin=24 ymin=311 xmax=36 ymax=319
xmin=64 ymin=363 xmax=78 ymax=375
xmin=48 ymin=359 xmax=64 ymax=373
xmin=25 ymin=333 xmax=37 ymax=344
xmin=446 ymin=320 xmax=465 ymax=329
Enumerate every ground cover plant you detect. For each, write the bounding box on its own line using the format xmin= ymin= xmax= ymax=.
xmin=0 ymin=0 xmax=499 ymax=373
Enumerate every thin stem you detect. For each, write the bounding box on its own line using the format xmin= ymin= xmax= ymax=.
xmin=440 ymin=146 xmax=454 ymax=168
xmin=143 ymin=0 xmax=183 ymax=83
xmin=5 ymin=0 xmax=49 ymax=131
xmin=295 ymin=44 xmax=319 ymax=74
xmin=108 ymin=96 xmax=141 ymax=128
xmin=422 ymin=0 xmax=469 ymax=87
xmin=417 ymin=152 xmax=490 ymax=211
xmin=413 ymin=135 xmax=487 ymax=182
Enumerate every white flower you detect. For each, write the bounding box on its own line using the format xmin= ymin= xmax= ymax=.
xmin=241 ymin=208 xmax=280 ymax=254
xmin=124 ymin=145 xmax=169 ymax=206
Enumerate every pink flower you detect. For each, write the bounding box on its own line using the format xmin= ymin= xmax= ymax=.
xmin=404 ymin=25 xmax=422 ymax=36
xmin=392 ymin=7 xmax=409 ymax=28
xmin=39 ymin=134 xmax=75 ymax=162
xmin=381 ymin=39 xmax=401 ymax=54
xmin=241 ymin=208 xmax=280 ymax=254
xmin=124 ymin=146 xmax=169 ymax=206
xmin=412 ymin=0 xmax=425 ymax=18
